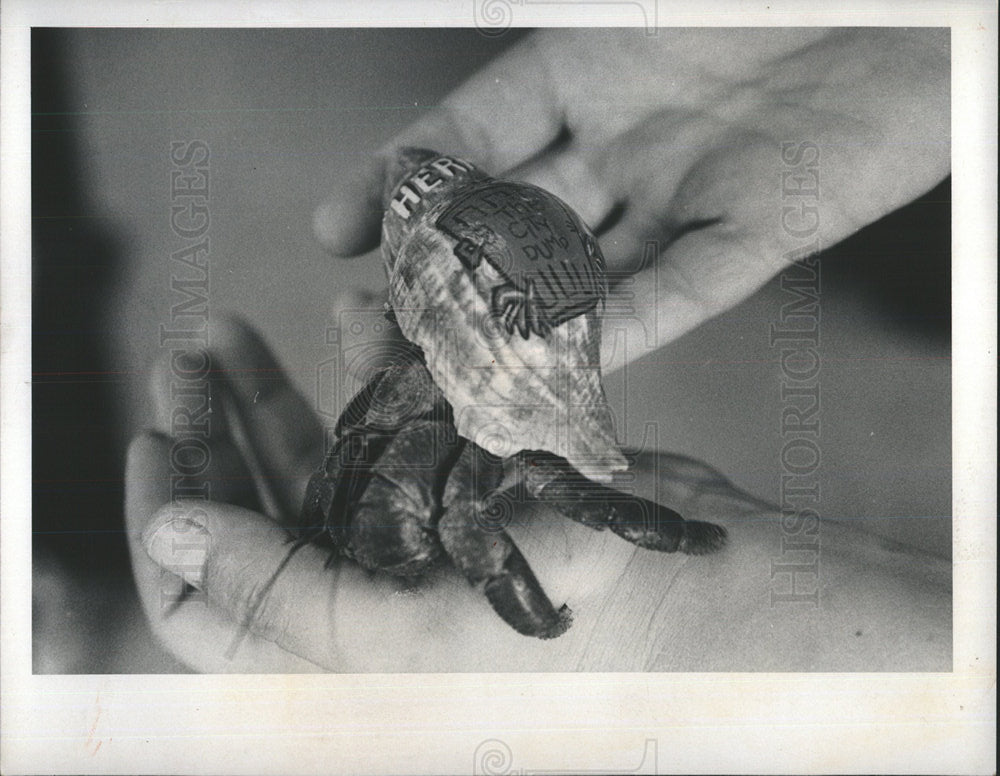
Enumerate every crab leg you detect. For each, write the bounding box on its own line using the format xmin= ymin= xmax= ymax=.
xmin=522 ymin=455 xmax=727 ymax=555
xmin=348 ymin=420 xmax=462 ymax=575
xmin=438 ymin=441 xmax=572 ymax=639
xmin=437 ymin=504 xmax=573 ymax=638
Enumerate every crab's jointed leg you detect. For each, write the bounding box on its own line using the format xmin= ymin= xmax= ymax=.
xmin=522 ymin=454 xmax=727 ymax=555
xmin=438 ymin=440 xmax=572 ymax=639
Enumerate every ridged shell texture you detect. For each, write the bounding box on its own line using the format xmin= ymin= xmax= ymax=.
xmin=380 ymin=148 xmax=627 ymax=481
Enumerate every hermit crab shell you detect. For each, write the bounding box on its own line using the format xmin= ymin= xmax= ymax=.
xmin=380 ymin=148 xmax=627 ymax=481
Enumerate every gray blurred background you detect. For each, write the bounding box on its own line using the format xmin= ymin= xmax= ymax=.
xmin=32 ymin=28 xmax=951 ymax=673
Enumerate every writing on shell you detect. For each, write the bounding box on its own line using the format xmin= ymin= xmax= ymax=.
xmin=381 ymin=148 xmax=624 ymax=481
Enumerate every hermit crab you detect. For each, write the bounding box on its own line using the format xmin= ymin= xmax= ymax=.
xmin=299 ymin=149 xmax=726 ymax=638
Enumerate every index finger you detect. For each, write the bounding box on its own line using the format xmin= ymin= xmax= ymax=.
xmin=313 ymin=32 xmax=566 ymax=257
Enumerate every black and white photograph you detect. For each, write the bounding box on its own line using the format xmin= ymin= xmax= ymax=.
xmin=2 ymin=1 xmax=995 ymax=773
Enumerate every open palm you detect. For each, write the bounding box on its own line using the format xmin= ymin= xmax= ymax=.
xmin=126 ymin=318 xmax=949 ymax=672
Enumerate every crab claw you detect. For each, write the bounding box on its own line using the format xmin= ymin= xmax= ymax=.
xmin=437 ymin=501 xmax=572 ymax=639
xmin=438 ymin=439 xmax=572 ymax=638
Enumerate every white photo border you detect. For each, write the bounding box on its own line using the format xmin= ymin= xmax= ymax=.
xmin=2 ymin=1 xmax=995 ymax=774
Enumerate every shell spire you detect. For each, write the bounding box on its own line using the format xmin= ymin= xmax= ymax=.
xmin=380 ymin=148 xmax=627 ymax=481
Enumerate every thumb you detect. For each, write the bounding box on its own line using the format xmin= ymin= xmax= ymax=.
xmin=313 ymin=32 xmax=563 ymax=257
xmin=141 ymin=499 xmax=341 ymax=666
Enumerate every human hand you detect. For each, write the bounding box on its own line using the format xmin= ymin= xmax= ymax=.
xmin=126 ymin=317 xmax=949 ymax=672
xmin=123 ymin=316 xmax=655 ymax=670
xmin=315 ymin=28 xmax=949 ymax=369
xmin=127 ymin=317 xmax=810 ymax=671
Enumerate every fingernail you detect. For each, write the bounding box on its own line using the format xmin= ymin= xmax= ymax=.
xmin=142 ymin=508 xmax=211 ymax=588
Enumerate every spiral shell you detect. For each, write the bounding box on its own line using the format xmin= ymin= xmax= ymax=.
xmin=380 ymin=148 xmax=627 ymax=481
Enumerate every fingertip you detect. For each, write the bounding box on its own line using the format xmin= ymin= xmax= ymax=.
xmin=125 ymin=430 xmax=174 ymax=532
xmin=313 ymin=156 xmax=386 ymax=257
xmin=146 ymin=350 xmax=176 ymax=428
xmin=329 ymin=287 xmax=386 ymax=320
xmin=127 ymin=429 xmax=172 ymax=470
xmin=147 ymin=344 xmax=221 ymax=435
xmin=313 ymin=199 xmax=381 ymax=257
xmin=141 ymin=500 xmax=212 ymax=579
